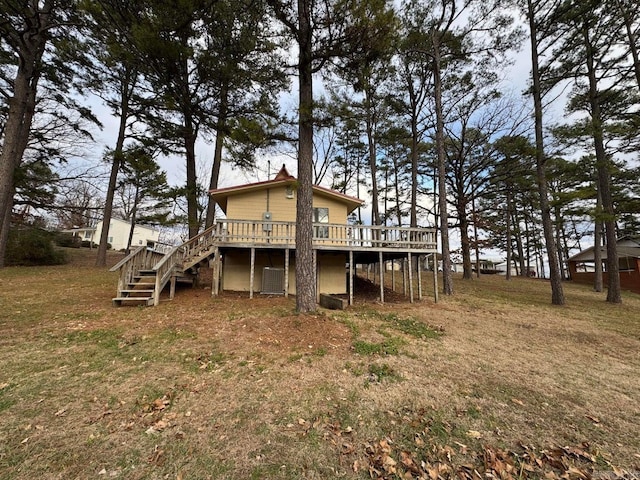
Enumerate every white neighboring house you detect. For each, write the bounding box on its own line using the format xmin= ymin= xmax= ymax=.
xmin=64 ymin=218 xmax=160 ymax=251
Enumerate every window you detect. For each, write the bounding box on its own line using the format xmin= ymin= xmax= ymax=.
xmin=107 ymin=236 xmax=113 ymax=244
xmin=313 ymin=207 xmax=329 ymax=238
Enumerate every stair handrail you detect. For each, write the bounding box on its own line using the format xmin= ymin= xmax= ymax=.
xmin=109 ymin=246 xmax=154 ymax=296
xmin=150 ymin=225 xmax=220 ymax=306
xmin=152 ymin=244 xmax=185 ymax=306
xmin=109 ymin=245 xmax=147 ymax=272
xmin=180 ymin=224 xmax=220 ymax=264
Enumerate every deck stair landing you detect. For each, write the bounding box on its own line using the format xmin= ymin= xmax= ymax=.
xmin=110 ymin=225 xmax=219 ymax=307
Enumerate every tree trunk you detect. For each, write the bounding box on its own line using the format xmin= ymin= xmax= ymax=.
xmin=433 ymin=40 xmax=453 ymax=295
xmin=554 ymin=202 xmax=566 ymax=279
xmin=184 ymin=124 xmax=200 ymax=239
xmin=126 ymin=187 xmax=140 ymax=255
xmin=513 ymin=208 xmax=526 ymax=276
xmin=583 ymin=22 xmax=621 ymax=303
xmin=527 ymin=0 xmax=565 ymax=304
xmin=205 ymin=82 xmax=229 ymax=229
xmin=96 ymin=71 xmax=135 ymax=267
xmin=505 ymin=188 xmax=512 ymax=281
xmin=364 ymin=85 xmax=380 ymax=228
xmin=0 ymin=6 xmax=49 ymax=266
xmin=593 ymin=193 xmax=603 ymax=292
xmin=409 ymin=103 xmax=418 ymax=228
xmin=459 ymin=201 xmax=473 ymax=280
xmin=295 ymin=0 xmax=316 ymax=313
xmin=614 ymin=0 xmax=640 ymax=91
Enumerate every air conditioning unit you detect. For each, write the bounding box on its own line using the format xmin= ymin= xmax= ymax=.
xmin=261 ymin=267 xmax=284 ymax=294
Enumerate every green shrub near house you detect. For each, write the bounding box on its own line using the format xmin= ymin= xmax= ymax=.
xmin=6 ymin=227 xmax=67 ymax=266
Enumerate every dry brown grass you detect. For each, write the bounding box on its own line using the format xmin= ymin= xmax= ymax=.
xmin=0 ymin=248 xmax=639 ymax=479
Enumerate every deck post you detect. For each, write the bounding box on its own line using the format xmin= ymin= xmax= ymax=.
xmin=408 ymin=252 xmax=414 ymax=303
xmin=211 ymin=247 xmax=220 ymax=297
xmin=391 ymin=259 xmax=395 ymax=292
xmin=250 ymin=247 xmax=255 ymax=299
xmin=314 ymin=249 xmax=319 ymax=303
xmin=433 ymin=253 xmax=439 ymax=303
xmin=417 ymin=255 xmax=423 ymax=300
xmin=284 ymin=248 xmax=290 ymax=297
xmin=403 ymin=259 xmax=407 ymax=296
xmin=349 ymin=250 xmax=354 ymax=306
xmin=170 ymin=275 xmax=176 ymax=300
xmin=379 ymin=251 xmax=384 ymax=304
xmin=154 ymin=273 xmax=161 ymax=306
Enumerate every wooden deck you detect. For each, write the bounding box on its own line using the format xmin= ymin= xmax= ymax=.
xmin=111 ymin=220 xmax=438 ymax=306
xmin=214 ymin=219 xmax=437 ymax=252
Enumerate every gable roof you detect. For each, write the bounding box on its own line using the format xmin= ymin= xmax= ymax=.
xmin=567 ymin=237 xmax=640 ymax=262
xmin=209 ymin=165 xmax=363 ymax=214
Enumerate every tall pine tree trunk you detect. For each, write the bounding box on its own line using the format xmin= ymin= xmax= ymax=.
xmin=96 ymin=71 xmax=135 ymax=267
xmin=433 ymin=41 xmax=453 ymax=295
xmin=0 ymin=3 xmax=50 ymax=267
xmin=505 ymin=188 xmax=513 ymax=280
xmin=526 ymin=0 xmax=565 ymax=304
xmin=583 ymin=23 xmax=621 ymax=303
xmin=364 ymin=84 xmax=380 ymax=228
xmin=593 ymin=192 xmax=603 ymax=292
xmin=295 ymin=0 xmax=316 ymax=313
xmin=205 ymin=83 xmax=229 ymax=229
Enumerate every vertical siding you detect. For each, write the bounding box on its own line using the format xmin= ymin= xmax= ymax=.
xmin=223 ymin=250 xmax=296 ymax=294
xmin=318 ymin=252 xmax=348 ymax=294
xmin=221 ymin=250 xmax=348 ymax=295
xmin=226 ymin=187 xmax=297 ymax=222
xmin=225 ymin=186 xmax=349 ymax=224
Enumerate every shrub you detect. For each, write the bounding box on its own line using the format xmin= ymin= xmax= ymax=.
xmin=6 ymin=227 xmax=67 ymax=266
xmin=54 ymin=232 xmax=81 ymax=248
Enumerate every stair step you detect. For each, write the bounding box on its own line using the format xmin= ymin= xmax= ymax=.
xmin=138 ymin=269 xmax=156 ymax=274
xmin=112 ymin=296 xmax=154 ymax=307
xmin=134 ymin=274 xmax=156 ymax=280
xmin=128 ymin=282 xmax=155 ymax=287
xmin=119 ymin=289 xmax=155 ymax=294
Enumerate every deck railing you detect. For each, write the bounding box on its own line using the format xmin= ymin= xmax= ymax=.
xmin=215 ymin=219 xmax=437 ymax=251
xmin=109 ymin=245 xmax=165 ymax=293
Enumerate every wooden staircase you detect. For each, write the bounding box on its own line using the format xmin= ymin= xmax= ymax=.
xmin=110 ymin=225 xmax=220 ymax=307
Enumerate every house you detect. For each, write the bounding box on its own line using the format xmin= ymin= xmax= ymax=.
xmin=111 ymin=165 xmax=438 ymax=306
xmin=567 ymin=237 xmax=640 ymax=294
xmin=65 ymin=217 xmax=160 ymax=251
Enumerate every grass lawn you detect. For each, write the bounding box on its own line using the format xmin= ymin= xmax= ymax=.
xmin=0 ymin=248 xmax=639 ymax=479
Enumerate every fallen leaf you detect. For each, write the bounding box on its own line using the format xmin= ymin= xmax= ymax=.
xmin=466 ymin=430 xmax=482 ymax=439
xmin=54 ymin=408 xmax=67 ymax=417
xmin=585 ymin=414 xmax=600 ymax=424
xmin=511 ymin=398 xmax=525 ymax=406
xmin=21 ymin=437 xmax=29 ymax=444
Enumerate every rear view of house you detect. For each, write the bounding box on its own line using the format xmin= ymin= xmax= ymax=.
xmin=111 ymin=166 xmax=437 ymax=306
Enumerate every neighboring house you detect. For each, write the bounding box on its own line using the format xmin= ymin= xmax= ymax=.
xmin=64 ymin=217 xmax=160 ymax=251
xmin=567 ymin=237 xmax=640 ymax=294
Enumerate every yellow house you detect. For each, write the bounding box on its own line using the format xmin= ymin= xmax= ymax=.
xmin=209 ymin=166 xmax=363 ymax=296
xmin=112 ymin=165 xmax=438 ymax=307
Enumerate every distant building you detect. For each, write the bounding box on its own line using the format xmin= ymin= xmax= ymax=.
xmin=567 ymin=237 xmax=640 ymax=294
xmin=63 ymin=218 xmax=160 ymax=251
